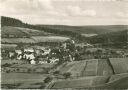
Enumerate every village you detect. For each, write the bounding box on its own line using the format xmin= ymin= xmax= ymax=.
xmin=1 ymin=16 xmax=128 ymax=89
xmin=2 ymin=37 xmax=128 ymax=65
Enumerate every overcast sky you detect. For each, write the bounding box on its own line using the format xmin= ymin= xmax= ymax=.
xmin=0 ymin=0 xmax=128 ymax=25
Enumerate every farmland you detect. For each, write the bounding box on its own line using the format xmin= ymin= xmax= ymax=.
xmin=57 ymin=59 xmax=114 ymax=77
xmin=1 ymin=59 xmax=55 ymax=89
xmin=1 ymin=26 xmax=51 ymax=38
xmin=48 ymin=73 xmax=128 ymax=89
xmin=1 ymin=59 xmax=55 ymax=74
xmin=2 ymin=38 xmax=35 ymax=44
xmin=109 ymin=58 xmax=128 ymax=74
xmin=48 ymin=76 xmax=109 ymax=89
xmin=1 ymin=73 xmax=47 ymax=89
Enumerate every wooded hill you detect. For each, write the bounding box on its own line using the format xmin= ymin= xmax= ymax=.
xmin=88 ymin=30 xmax=128 ymax=48
xmin=1 ymin=16 xmax=128 ymax=47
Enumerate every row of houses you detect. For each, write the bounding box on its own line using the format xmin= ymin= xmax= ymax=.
xmin=1 ymin=38 xmax=75 ymax=64
xmin=2 ymin=45 xmax=56 ymax=64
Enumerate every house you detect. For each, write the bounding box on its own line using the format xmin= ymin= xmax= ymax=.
xmin=23 ymin=53 xmax=35 ymax=60
xmin=24 ymin=48 xmax=34 ymax=53
xmin=9 ymin=52 xmax=15 ymax=58
xmin=30 ymin=59 xmax=36 ymax=64
xmin=15 ymin=50 xmax=22 ymax=55
xmin=49 ymin=58 xmax=59 ymax=63
xmin=75 ymin=43 xmax=93 ymax=48
xmin=17 ymin=55 xmax=22 ymax=60
xmin=1 ymin=44 xmax=17 ymax=59
xmin=38 ymin=60 xmax=48 ymax=64
xmin=42 ymin=48 xmax=51 ymax=55
xmin=37 ymin=57 xmax=49 ymax=64
xmin=32 ymin=46 xmax=51 ymax=56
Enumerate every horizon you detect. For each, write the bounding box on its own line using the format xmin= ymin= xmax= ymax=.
xmin=0 ymin=0 xmax=128 ymax=26
xmin=2 ymin=16 xmax=128 ymax=26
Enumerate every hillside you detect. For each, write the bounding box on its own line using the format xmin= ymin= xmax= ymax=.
xmin=2 ymin=16 xmax=128 ymax=41
xmin=37 ymin=25 xmax=128 ymax=34
xmin=2 ymin=16 xmax=128 ymax=35
xmin=1 ymin=16 xmax=128 ymax=44
xmin=1 ymin=16 xmax=83 ymax=41
xmin=1 ymin=26 xmax=51 ymax=38
xmin=87 ymin=30 xmax=128 ymax=48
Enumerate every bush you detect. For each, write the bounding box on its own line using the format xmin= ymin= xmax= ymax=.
xmin=63 ymin=72 xmax=71 ymax=79
xmin=44 ymin=76 xmax=53 ymax=83
xmin=2 ymin=63 xmax=11 ymax=67
xmin=6 ymin=70 xmax=10 ymax=73
xmin=53 ymin=70 xmax=60 ymax=75
xmin=27 ymin=68 xmax=32 ymax=73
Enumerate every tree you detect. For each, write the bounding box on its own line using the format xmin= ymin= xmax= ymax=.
xmin=53 ymin=70 xmax=60 ymax=75
xmin=2 ymin=63 xmax=11 ymax=67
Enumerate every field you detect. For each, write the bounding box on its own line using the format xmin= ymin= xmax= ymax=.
xmin=1 ymin=59 xmax=24 ymax=65
xmin=1 ymin=59 xmax=55 ymax=89
xmin=48 ymin=74 xmax=128 ymax=89
xmin=93 ymin=74 xmax=128 ymax=89
xmin=1 ymin=26 xmax=50 ymax=38
xmin=1 ymin=73 xmax=47 ymax=89
xmin=57 ymin=59 xmax=116 ymax=77
xmin=82 ymin=60 xmax=98 ymax=76
xmin=1 ymin=59 xmax=55 ymax=74
xmin=109 ymin=58 xmax=128 ymax=74
xmin=32 ymin=36 xmax=70 ymax=43
xmin=48 ymin=76 xmax=109 ymax=89
xmin=97 ymin=59 xmax=114 ymax=76
xmin=1 ymin=26 xmax=29 ymax=37
xmin=58 ymin=61 xmax=87 ymax=76
xmin=2 ymin=38 xmax=35 ymax=44
xmin=109 ymin=73 xmax=128 ymax=81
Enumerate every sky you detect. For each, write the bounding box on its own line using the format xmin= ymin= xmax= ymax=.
xmin=0 ymin=0 xmax=128 ymax=25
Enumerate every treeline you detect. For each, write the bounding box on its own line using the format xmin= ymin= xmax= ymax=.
xmin=1 ymin=16 xmax=24 ymax=27
xmin=1 ymin=16 xmax=86 ymax=42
